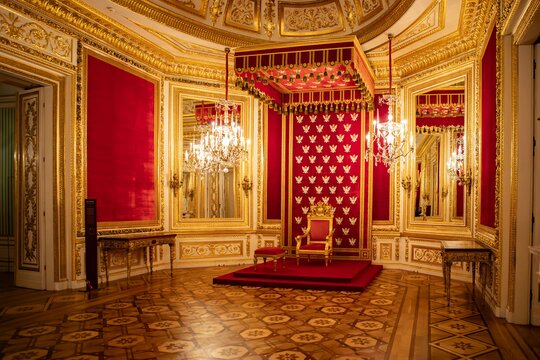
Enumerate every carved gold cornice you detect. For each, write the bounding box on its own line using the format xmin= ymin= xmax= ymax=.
xmin=513 ymin=0 xmax=540 ymax=44
xmin=110 ymin=0 xmax=261 ymax=47
xmin=5 ymin=0 xmax=227 ymax=81
xmin=352 ymin=0 xmax=415 ymax=43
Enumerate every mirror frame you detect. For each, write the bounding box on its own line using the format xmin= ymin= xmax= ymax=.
xmin=169 ymin=83 xmax=254 ymax=230
xmin=401 ymin=66 xmax=474 ymax=237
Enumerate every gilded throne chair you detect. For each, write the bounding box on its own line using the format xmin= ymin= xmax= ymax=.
xmin=295 ymin=202 xmax=335 ymax=266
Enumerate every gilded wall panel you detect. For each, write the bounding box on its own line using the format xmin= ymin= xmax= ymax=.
xmin=225 ymin=0 xmax=260 ymax=32
xmin=180 ymin=241 xmax=243 ymax=258
xmin=279 ymin=0 xmax=344 ymax=37
xmin=354 ymin=0 xmax=382 ymax=22
xmin=0 ymin=5 xmax=76 ymax=65
xmin=380 ymin=243 xmax=392 ymax=261
xmin=411 ymin=245 xmax=441 ymax=265
xmin=18 ymin=91 xmax=40 ymax=271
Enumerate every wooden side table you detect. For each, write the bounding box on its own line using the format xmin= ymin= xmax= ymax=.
xmin=441 ymin=240 xmax=492 ymax=306
xmin=98 ymin=233 xmax=176 ymax=286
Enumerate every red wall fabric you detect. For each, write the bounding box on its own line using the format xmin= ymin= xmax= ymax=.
xmin=288 ymin=111 xmax=364 ymax=253
xmin=266 ymin=108 xmax=282 ymax=220
xmin=372 ymin=94 xmax=391 ymax=221
xmin=480 ymin=28 xmax=497 ymax=228
xmin=87 ymin=55 xmax=156 ymax=222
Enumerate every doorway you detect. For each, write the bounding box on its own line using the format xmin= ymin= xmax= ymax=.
xmin=0 ymin=71 xmax=50 ymax=289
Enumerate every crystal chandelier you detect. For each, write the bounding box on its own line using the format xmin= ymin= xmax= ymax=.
xmin=447 ymin=134 xmax=471 ymax=186
xmin=365 ymin=34 xmax=413 ymax=171
xmin=184 ymin=48 xmax=248 ymax=173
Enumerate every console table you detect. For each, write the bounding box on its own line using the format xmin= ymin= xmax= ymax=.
xmin=98 ymin=232 xmax=176 ymax=286
xmin=441 ymin=240 xmax=492 ymax=306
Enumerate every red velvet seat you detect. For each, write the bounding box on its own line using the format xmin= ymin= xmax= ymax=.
xmin=295 ymin=202 xmax=335 ymax=266
xmin=254 ymin=247 xmax=285 ymax=271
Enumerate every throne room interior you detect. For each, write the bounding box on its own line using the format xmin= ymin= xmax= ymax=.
xmin=0 ymin=0 xmax=540 ymax=359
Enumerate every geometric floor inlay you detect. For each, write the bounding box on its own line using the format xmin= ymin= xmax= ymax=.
xmin=0 ymin=266 xmax=511 ymax=359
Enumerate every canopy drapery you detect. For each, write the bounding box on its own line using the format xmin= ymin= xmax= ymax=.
xmin=234 ymin=36 xmax=374 ymax=114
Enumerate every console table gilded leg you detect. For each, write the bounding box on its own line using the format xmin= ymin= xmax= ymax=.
xmin=441 ymin=240 xmax=492 ymax=307
xmin=126 ymin=248 xmax=132 ymax=285
xmin=149 ymin=246 xmax=154 ymax=274
xmin=103 ymin=248 xmax=110 ymax=286
xmin=169 ymin=243 xmax=175 ymax=277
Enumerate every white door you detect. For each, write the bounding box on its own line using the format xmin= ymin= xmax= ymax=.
xmin=14 ymin=87 xmax=54 ymax=290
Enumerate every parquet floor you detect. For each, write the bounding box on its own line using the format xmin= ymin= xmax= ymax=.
xmin=0 ymin=267 xmax=538 ymax=359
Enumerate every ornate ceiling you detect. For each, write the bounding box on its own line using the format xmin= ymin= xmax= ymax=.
xmin=78 ymin=0 xmax=490 ymax=80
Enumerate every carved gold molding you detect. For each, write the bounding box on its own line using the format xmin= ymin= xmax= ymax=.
xmin=159 ymin=0 xmax=210 ymax=18
xmin=110 ymin=0 xmax=260 ymax=47
xmin=263 ymin=0 xmax=276 ymax=38
xmin=180 ymin=241 xmax=244 ymax=258
xmin=224 ymin=0 xmax=261 ymax=33
xmin=352 ymin=0 xmax=415 ymax=43
xmin=18 ymin=91 xmax=40 ymax=271
xmin=505 ymin=37 xmax=518 ymax=313
xmin=0 ymin=4 xmax=76 ymax=65
xmin=77 ymin=47 xmax=164 ymax=236
xmin=380 ymin=243 xmax=392 ymax=261
xmin=513 ymin=0 xmax=540 ymax=44
xmin=278 ymin=0 xmax=345 ymax=37
xmin=411 ymin=245 xmax=441 ymax=265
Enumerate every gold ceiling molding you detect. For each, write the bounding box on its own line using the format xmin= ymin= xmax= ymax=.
xmin=0 ymin=4 xmax=77 ymax=65
xmin=278 ymin=0 xmax=345 ymax=37
xmin=9 ymin=0 xmax=175 ymax=70
xmin=159 ymin=0 xmax=210 ymax=18
xmin=110 ymin=0 xmax=262 ymax=47
xmin=513 ymin=0 xmax=540 ymax=44
xmin=131 ymin=19 xmax=224 ymax=59
xmin=225 ymin=0 xmax=261 ymax=33
xmin=352 ymin=0 xmax=415 ymax=43
xmin=263 ymin=0 xmax=276 ymax=37
xmin=354 ymin=0 xmax=383 ymax=23
xmin=396 ymin=34 xmax=477 ymax=78
xmin=5 ymin=0 xmax=230 ymax=80
xmin=368 ymin=0 xmax=444 ymax=55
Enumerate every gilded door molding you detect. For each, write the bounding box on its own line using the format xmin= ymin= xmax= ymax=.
xmin=17 ymin=90 xmax=40 ymax=271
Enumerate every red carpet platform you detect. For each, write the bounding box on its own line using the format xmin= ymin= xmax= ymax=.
xmin=213 ymin=258 xmax=382 ymax=291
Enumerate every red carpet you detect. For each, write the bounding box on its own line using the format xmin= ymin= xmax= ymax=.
xmin=213 ymin=258 xmax=382 ymax=291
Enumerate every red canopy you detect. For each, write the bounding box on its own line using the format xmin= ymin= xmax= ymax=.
xmin=234 ymin=36 xmax=374 ymax=114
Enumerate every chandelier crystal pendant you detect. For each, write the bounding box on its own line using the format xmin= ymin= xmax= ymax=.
xmin=365 ymin=34 xmax=414 ymax=172
xmin=183 ymin=48 xmax=248 ymax=173
xmin=447 ymin=134 xmax=471 ymax=186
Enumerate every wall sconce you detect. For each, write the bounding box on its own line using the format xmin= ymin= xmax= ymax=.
xmin=169 ymin=173 xmax=183 ymax=197
xmin=441 ymin=187 xmax=448 ymax=198
xmin=241 ymin=176 xmax=252 ymax=196
xmin=401 ymin=175 xmax=412 ymax=196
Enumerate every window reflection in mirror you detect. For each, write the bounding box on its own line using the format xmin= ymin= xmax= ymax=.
xmin=181 ymin=98 xmax=241 ymax=219
xmin=414 ymin=84 xmax=465 ymax=222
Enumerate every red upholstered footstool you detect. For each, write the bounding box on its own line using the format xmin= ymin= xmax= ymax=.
xmin=254 ymin=247 xmax=286 ymax=272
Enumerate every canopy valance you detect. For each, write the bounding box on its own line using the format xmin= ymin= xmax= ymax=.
xmin=234 ymin=36 xmax=375 ymax=114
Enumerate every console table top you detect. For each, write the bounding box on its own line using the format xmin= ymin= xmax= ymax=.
xmin=98 ymin=232 xmax=176 ymax=241
xmin=441 ymin=240 xmax=489 ymax=252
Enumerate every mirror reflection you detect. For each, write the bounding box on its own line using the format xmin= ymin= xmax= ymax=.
xmin=413 ymin=84 xmax=465 ymax=222
xmin=181 ymin=98 xmax=242 ymax=219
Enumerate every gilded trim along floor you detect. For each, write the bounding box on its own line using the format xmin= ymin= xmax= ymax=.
xmin=0 ymin=267 xmax=537 ymax=359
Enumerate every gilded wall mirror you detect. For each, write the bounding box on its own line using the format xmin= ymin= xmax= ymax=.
xmin=170 ymin=86 xmax=253 ymax=228
xmin=404 ymin=74 xmax=472 ymax=234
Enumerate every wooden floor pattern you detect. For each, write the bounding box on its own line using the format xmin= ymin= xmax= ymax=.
xmin=0 ymin=267 xmax=538 ymax=359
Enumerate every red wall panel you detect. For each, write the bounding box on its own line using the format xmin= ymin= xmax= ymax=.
xmin=87 ymin=55 xmax=156 ymax=223
xmin=480 ymin=28 xmax=497 ymax=228
xmin=266 ymin=108 xmax=282 ymax=220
